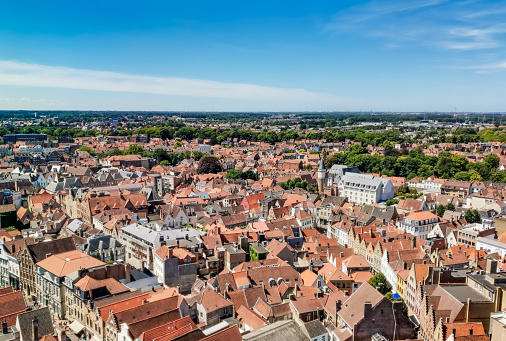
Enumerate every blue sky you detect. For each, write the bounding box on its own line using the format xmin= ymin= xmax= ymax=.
xmin=0 ymin=0 xmax=506 ymax=112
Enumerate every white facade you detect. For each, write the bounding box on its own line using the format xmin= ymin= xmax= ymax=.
xmin=198 ymin=144 xmax=211 ymax=153
xmin=0 ymin=242 xmax=19 ymax=289
xmin=338 ymin=173 xmax=394 ymax=205
xmin=381 ymin=250 xmax=398 ymax=290
xmin=399 ymin=213 xmax=440 ymax=240
xmin=476 ymin=236 xmax=506 ymax=258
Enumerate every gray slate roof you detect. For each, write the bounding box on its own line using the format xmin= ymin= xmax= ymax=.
xmin=16 ymin=307 xmax=54 ymax=341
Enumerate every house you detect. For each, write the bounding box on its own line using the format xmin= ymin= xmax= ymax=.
xmin=17 ymin=237 xmax=77 ymax=302
xmin=193 ymin=290 xmax=233 ymax=326
xmin=419 ymin=284 xmax=496 ymax=340
xmin=16 ymin=307 xmax=54 ymax=341
xmin=153 ymin=245 xmax=198 ymax=292
xmin=78 ymin=233 xmax=125 ymax=262
xmin=441 ymin=181 xmax=471 ymax=198
xmin=35 ymin=250 xmax=105 ymax=318
xmin=400 ymin=211 xmax=441 ymax=240
xmin=333 ymin=282 xmax=414 ymax=341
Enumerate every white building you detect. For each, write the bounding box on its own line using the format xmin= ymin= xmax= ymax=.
xmin=119 ymin=223 xmax=205 ymax=270
xmin=338 ymin=173 xmax=394 ymax=205
xmin=198 ymin=144 xmax=211 ymax=153
xmin=399 ymin=211 xmax=440 ymax=240
xmin=476 ymin=236 xmax=506 ymax=258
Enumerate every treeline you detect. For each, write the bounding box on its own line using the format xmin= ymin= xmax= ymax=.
xmin=80 ymin=144 xmax=215 ymax=167
xmin=0 ymin=126 xmax=98 ymax=139
xmin=326 ymin=145 xmax=506 ymax=182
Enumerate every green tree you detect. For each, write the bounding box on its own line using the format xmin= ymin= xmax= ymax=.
xmin=465 ymin=209 xmax=481 ymax=223
xmin=160 ymin=129 xmax=171 ymax=140
xmin=436 ymin=204 xmax=447 ymax=217
xmin=225 ymin=168 xmax=243 ymax=179
xmin=174 ymin=141 xmax=182 ymax=148
xmin=175 ymin=127 xmax=197 ymax=140
xmin=469 ymin=169 xmax=483 ymax=181
xmin=126 ymin=144 xmax=144 ymax=155
xmin=454 ymin=171 xmax=470 ymax=181
xmin=446 ymin=203 xmax=455 ymax=211
xmin=484 ymin=154 xmax=500 ymax=170
xmin=386 ymin=199 xmax=399 ymax=206
xmin=78 ymin=146 xmax=95 ymax=156
xmin=368 ymin=272 xmax=390 ymax=294
xmin=242 ymin=170 xmax=259 ymax=181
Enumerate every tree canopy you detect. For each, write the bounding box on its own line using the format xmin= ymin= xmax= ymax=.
xmin=197 ymin=156 xmax=223 ymax=174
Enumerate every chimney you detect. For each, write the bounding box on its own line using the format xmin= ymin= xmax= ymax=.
xmin=452 ymin=329 xmax=457 ymax=336
xmin=168 ymin=248 xmax=173 ymax=258
xmin=11 ymin=245 xmax=15 ymax=253
xmin=364 ymin=302 xmax=373 ymax=316
xmin=125 ymin=264 xmax=131 ymax=284
xmin=335 ymin=299 xmax=342 ymax=312
xmin=486 ymin=259 xmax=498 ymax=274
xmin=32 ymin=317 xmax=39 ymax=341
xmin=2 ymin=321 xmax=7 ymax=334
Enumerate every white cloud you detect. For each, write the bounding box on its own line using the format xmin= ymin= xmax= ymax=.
xmin=464 ymin=61 xmax=506 ymax=73
xmin=0 ymin=60 xmax=341 ymax=104
xmin=326 ymin=0 xmax=506 ymax=51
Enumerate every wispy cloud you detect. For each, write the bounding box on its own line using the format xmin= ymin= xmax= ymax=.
xmin=0 ymin=60 xmax=342 ymax=104
xmin=464 ymin=60 xmax=506 ymax=73
xmin=326 ymin=0 xmax=506 ymax=51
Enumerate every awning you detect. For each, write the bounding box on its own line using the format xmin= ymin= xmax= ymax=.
xmin=69 ymin=320 xmax=85 ymax=334
xmin=392 ymin=293 xmax=401 ymax=300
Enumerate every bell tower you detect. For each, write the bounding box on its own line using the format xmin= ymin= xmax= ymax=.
xmin=317 ymin=158 xmax=326 ymax=193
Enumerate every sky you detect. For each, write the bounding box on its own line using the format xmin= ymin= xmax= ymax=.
xmin=1 ymin=0 xmax=506 ymax=112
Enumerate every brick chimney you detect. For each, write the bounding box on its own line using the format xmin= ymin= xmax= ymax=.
xmin=32 ymin=317 xmax=39 ymax=341
xmin=364 ymin=302 xmax=373 ymax=316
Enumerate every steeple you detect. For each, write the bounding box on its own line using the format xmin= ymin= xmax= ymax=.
xmin=317 ymin=158 xmax=326 ymax=193
xmin=318 ymin=158 xmax=326 ymax=171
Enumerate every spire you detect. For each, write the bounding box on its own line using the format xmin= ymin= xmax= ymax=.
xmin=318 ymin=158 xmax=326 ymax=171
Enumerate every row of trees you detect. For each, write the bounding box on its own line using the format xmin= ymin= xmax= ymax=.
xmin=225 ymin=168 xmax=259 ymax=181
xmin=278 ymin=177 xmax=315 ymax=192
xmin=326 ymin=145 xmax=506 ymax=183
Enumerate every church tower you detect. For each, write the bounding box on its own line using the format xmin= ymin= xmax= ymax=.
xmin=317 ymin=158 xmax=326 ymax=193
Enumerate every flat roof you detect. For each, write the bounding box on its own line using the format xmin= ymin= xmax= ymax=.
xmin=442 ymin=284 xmax=491 ymax=303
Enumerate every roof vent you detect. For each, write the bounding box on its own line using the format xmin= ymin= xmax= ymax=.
xmin=65 ymin=257 xmax=70 ymax=261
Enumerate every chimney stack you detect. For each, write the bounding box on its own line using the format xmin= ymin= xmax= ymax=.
xmin=486 ymin=259 xmax=498 ymax=274
xmin=2 ymin=321 xmax=7 ymax=334
xmin=32 ymin=317 xmax=39 ymax=341
xmin=335 ymin=299 xmax=342 ymax=312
